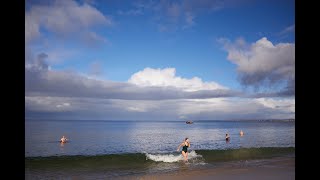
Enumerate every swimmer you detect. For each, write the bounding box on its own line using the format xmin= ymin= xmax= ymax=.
xmin=177 ymin=137 xmax=190 ymax=162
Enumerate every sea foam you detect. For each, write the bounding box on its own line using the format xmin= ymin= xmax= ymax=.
xmin=145 ymin=150 xmax=202 ymax=163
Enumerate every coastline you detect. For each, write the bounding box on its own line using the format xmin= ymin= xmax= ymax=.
xmin=116 ymin=156 xmax=295 ymax=180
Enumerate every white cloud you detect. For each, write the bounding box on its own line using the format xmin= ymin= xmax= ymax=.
xmin=226 ymin=37 xmax=294 ymax=75
xmin=127 ymin=106 xmax=146 ymax=112
xmin=175 ymin=97 xmax=295 ymax=120
xmin=108 ymin=99 xmax=158 ymax=113
xmin=279 ymin=24 xmax=295 ymax=35
xmin=25 ymin=58 xmax=294 ymax=120
xmin=56 ymin=102 xmax=71 ymax=108
xmin=25 ymin=0 xmax=112 ymax=43
xmin=26 ymin=62 xmax=237 ymax=100
xmin=177 ymin=98 xmax=257 ymax=116
xmin=221 ymin=37 xmax=295 ymax=93
xmin=26 ymin=96 xmax=72 ymax=112
xmin=25 ymin=96 xmax=295 ymax=120
xmin=255 ymin=98 xmax=295 ymax=113
xmin=128 ymin=67 xmax=227 ymax=92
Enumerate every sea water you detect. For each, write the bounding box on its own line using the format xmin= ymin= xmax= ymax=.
xmin=25 ymin=120 xmax=294 ymax=157
xmin=25 ymin=119 xmax=295 ymax=178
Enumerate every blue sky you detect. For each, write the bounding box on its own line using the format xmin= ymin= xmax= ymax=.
xmin=25 ymin=0 xmax=295 ymax=120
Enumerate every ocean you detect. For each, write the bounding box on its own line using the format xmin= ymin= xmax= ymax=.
xmin=25 ymin=120 xmax=295 ymax=179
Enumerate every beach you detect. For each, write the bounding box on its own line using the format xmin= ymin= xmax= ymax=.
xmin=25 ymin=0 xmax=295 ymax=178
xmin=120 ymin=156 xmax=295 ymax=180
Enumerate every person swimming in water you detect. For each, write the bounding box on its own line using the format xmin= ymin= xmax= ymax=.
xmin=177 ymin=137 xmax=190 ymax=162
xmin=225 ymin=133 xmax=230 ymax=142
xmin=240 ymin=130 xmax=244 ymax=136
xmin=60 ymin=135 xmax=68 ymax=143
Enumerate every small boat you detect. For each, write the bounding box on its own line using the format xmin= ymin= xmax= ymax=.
xmin=186 ymin=121 xmax=193 ymax=124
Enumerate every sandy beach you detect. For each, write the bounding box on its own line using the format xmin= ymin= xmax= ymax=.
xmin=117 ymin=156 xmax=295 ymax=180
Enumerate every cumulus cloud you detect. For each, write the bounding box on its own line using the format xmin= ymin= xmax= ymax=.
xmin=25 ymin=56 xmax=295 ymax=120
xmin=25 ymin=0 xmax=112 ymax=83
xmin=128 ymin=67 xmax=227 ymax=92
xmin=25 ymin=58 xmax=294 ymax=120
xmin=220 ymin=37 xmax=295 ymax=95
xmin=25 ymin=0 xmax=112 ymax=44
xmin=25 ymin=63 xmax=237 ymax=100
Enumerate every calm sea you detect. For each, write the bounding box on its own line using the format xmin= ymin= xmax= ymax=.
xmin=25 ymin=120 xmax=295 ymax=179
xmin=25 ymin=120 xmax=294 ymax=157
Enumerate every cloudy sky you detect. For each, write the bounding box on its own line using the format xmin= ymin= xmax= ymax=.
xmin=25 ymin=0 xmax=295 ymax=120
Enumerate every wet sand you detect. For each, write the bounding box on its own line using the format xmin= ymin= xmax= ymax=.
xmin=117 ymin=156 xmax=295 ymax=180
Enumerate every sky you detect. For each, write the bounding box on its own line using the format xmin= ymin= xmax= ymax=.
xmin=25 ymin=0 xmax=295 ymax=120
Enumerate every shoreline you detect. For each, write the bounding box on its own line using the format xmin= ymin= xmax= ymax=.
xmin=25 ymin=148 xmax=295 ymax=179
xmin=116 ymin=156 xmax=295 ymax=180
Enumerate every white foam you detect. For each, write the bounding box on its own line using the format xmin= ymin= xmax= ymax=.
xmin=145 ymin=150 xmax=202 ymax=163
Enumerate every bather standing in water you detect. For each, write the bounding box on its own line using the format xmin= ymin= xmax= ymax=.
xmin=225 ymin=133 xmax=230 ymax=143
xmin=177 ymin=137 xmax=190 ymax=162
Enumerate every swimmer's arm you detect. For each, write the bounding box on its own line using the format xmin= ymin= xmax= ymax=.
xmin=177 ymin=143 xmax=183 ymax=151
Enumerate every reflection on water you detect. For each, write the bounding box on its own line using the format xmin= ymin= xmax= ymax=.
xmin=25 ymin=120 xmax=295 ymax=157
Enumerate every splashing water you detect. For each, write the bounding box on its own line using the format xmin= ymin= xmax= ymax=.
xmin=145 ymin=150 xmax=202 ymax=163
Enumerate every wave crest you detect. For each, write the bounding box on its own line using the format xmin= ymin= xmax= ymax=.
xmin=145 ymin=150 xmax=202 ymax=163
